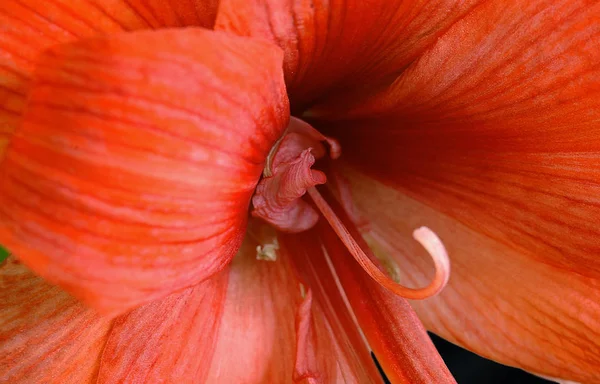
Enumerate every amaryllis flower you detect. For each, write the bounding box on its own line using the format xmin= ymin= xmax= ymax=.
xmin=1 ymin=0 xmax=599 ymax=383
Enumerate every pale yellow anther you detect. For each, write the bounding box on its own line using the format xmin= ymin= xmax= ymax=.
xmin=256 ymin=238 xmax=279 ymax=261
xmin=299 ymin=283 xmax=307 ymax=298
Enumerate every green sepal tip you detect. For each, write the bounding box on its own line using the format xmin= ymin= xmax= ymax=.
xmin=0 ymin=245 xmax=9 ymax=264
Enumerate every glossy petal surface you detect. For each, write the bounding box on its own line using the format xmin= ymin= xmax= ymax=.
xmin=216 ymin=0 xmax=484 ymax=108
xmin=0 ymin=257 xmax=112 ymax=383
xmin=0 ymin=28 xmax=289 ymax=316
xmin=0 ymin=0 xmax=218 ymax=157
xmin=343 ymin=169 xmax=600 ymax=383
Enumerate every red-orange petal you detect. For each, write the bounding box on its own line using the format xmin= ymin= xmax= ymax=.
xmin=0 ymin=28 xmax=289 ymax=316
xmin=215 ymin=0 xmax=485 ymax=108
xmin=319 ymin=0 xmax=600 ymax=280
xmin=0 ymin=0 xmax=218 ymax=159
xmin=0 ymin=257 xmax=112 ymax=383
xmin=342 ymin=170 xmax=600 ymax=383
xmin=312 ymin=188 xmax=455 ymax=383
xmin=205 ymin=224 xmax=299 ymax=382
xmin=97 ymin=269 xmax=229 ymax=383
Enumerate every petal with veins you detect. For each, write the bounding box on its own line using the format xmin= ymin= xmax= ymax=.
xmin=0 ymin=28 xmax=289 ymax=316
xmin=343 ymin=168 xmax=600 ymax=383
xmin=320 ymin=0 xmax=600 ymax=280
xmin=97 ymin=269 xmax=229 ymax=384
xmin=206 ymin=226 xmax=299 ymax=383
xmin=0 ymin=257 xmax=112 ymax=383
xmin=1 ymin=256 xmax=230 ymax=384
xmin=0 ymin=0 xmax=218 ymax=158
xmin=215 ymin=0 xmax=485 ymax=108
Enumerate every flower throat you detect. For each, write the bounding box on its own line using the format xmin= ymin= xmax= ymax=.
xmin=251 ymin=117 xmax=450 ymax=300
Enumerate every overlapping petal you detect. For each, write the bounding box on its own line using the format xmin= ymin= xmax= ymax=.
xmin=215 ymin=0 xmax=485 ymax=108
xmin=318 ymin=0 xmax=600 ymax=279
xmin=0 ymin=28 xmax=289 ymax=316
xmin=2 ymin=0 xmax=598 ymax=382
xmin=343 ymin=169 xmax=600 ymax=383
xmin=0 ymin=0 xmax=218 ymax=158
xmin=0 ymin=257 xmax=112 ymax=383
xmin=0 ymin=256 xmax=232 ymax=384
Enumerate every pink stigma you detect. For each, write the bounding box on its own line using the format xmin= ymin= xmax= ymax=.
xmin=251 ymin=117 xmax=339 ymax=233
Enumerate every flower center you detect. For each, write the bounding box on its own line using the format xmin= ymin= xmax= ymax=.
xmin=252 ymin=117 xmax=340 ymax=233
xmin=251 ymin=117 xmax=450 ymax=300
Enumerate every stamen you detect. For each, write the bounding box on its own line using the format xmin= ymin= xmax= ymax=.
xmin=256 ymin=238 xmax=279 ymax=261
xmin=307 ymin=187 xmax=450 ymax=300
xmin=263 ymin=133 xmax=286 ymax=177
xmin=299 ymin=282 xmax=307 ymax=298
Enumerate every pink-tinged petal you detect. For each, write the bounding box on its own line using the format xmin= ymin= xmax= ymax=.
xmin=0 ymin=257 xmax=112 ymax=383
xmin=281 ymin=230 xmax=384 ymax=383
xmin=215 ymin=0 xmax=484 ymax=107
xmin=293 ymin=288 xmax=339 ymax=383
xmin=343 ymin=169 xmax=600 ymax=383
xmin=319 ymin=0 xmax=600 ymax=280
xmin=0 ymin=0 xmax=218 ymax=158
xmin=206 ymin=223 xmax=299 ymax=382
xmin=0 ymin=28 xmax=289 ymax=316
xmin=97 ymin=269 xmax=229 ymax=383
xmin=309 ymin=188 xmax=454 ymax=384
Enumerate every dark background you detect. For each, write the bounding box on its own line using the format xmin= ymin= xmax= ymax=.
xmin=375 ymin=333 xmax=554 ymax=383
xmin=430 ymin=334 xmax=553 ymax=383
